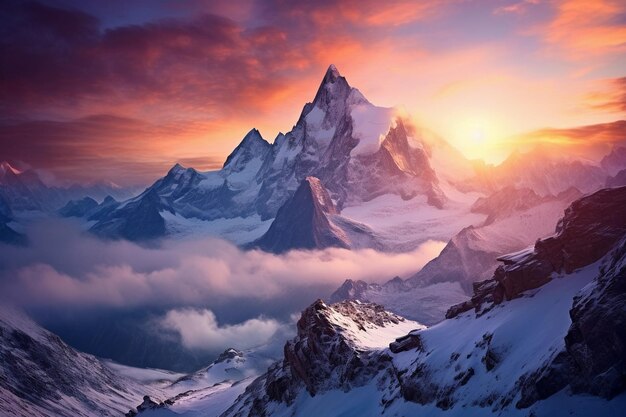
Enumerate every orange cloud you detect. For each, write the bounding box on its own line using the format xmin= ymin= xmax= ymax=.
xmin=542 ymin=0 xmax=626 ymax=58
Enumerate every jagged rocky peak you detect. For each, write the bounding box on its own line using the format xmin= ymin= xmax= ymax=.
xmin=447 ymin=185 xmax=626 ymax=319
xmin=299 ymin=64 xmax=370 ymax=126
xmin=328 ymin=279 xmax=371 ymax=303
xmin=223 ymin=128 xmax=271 ymax=172
xmin=252 ymin=176 xmax=349 ymax=253
xmin=216 ymin=347 xmax=244 ymax=363
xmin=166 ymin=162 xmax=197 ymax=178
xmin=223 ymin=299 xmax=420 ymax=414
xmin=0 ymin=161 xmax=22 ymax=177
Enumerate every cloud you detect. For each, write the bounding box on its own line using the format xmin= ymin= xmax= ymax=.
xmin=0 ymin=115 xmax=224 ymax=186
xmin=160 ymin=308 xmax=282 ymax=351
xmin=493 ymin=120 xmax=626 ymax=161
xmin=537 ymin=0 xmax=626 ymax=58
xmin=585 ymin=77 xmax=626 ymax=114
xmin=0 ymin=219 xmax=445 ymax=310
xmin=493 ymin=0 xmax=540 ymax=16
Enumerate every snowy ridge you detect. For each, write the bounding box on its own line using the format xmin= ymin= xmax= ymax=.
xmin=330 ymin=186 xmax=582 ymax=324
xmin=0 ymin=306 xmax=164 ymax=417
xmin=220 ymin=188 xmax=626 ymax=416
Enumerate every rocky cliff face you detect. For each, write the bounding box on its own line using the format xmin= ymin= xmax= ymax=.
xmin=447 ymin=186 xmax=626 ymax=319
xmin=517 ymin=236 xmax=626 ymax=407
xmin=223 ymin=300 xmax=421 ymax=416
xmin=328 ymin=187 xmax=581 ymax=323
xmin=253 ymin=177 xmax=350 ymax=252
xmin=90 ymin=188 xmax=174 ymax=240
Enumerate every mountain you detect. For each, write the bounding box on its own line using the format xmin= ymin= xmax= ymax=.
xmin=0 ymin=161 xmax=135 ymax=213
xmin=122 ymin=347 xmax=275 ymax=417
xmin=90 ymin=189 xmax=174 ymax=241
xmin=601 ymin=146 xmax=626 ymax=176
xmin=607 ymin=168 xmax=626 ymax=187
xmin=58 ymin=196 xmax=99 ymax=217
xmin=223 ymin=300 xmax=423 ymax=416
xmin=221 ymin=187 xmax=626 ymax=417
xmin=0 ymin=194 xmax=27 ymax=245
xmin=0 ymin=161 xmax=51 ymax=211
xmin=0 ymin=306 xmax=163 ymax=417
xmin=88 ymin=65 xmax=451 ymax=246
xmin=252 ymin=176 xmax=381 ymax=252
xmin=330 ymin=186 xmax=583 ymax=324
xmin=463 ymin=146 xmax=609 ymax=197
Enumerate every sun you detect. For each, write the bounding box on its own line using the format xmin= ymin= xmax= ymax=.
xmin=470 ymin=126 xmax=487 ymax=143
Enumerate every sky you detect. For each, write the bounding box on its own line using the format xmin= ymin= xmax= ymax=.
xmin=1 ymin=0 xmax=625 ymax=186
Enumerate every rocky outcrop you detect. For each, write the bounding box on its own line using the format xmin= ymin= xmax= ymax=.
xmin=328 ymin=279 xmax=373 ymax=303
xmin=223 ymin=300 xmax=419 ymax=416
xmin=447 ymin=186 xmax=626 ymax=319
xmin=125 ymin=396 xmax=163 ymax=416
xmin=253 ymin=177 xmax=350 ymax=253
xmin=517 ymin=236 xmax=626 ymax=407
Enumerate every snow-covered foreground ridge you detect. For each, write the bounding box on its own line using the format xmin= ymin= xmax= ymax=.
xmin=219 ymin=186 xmax=626 ymax=417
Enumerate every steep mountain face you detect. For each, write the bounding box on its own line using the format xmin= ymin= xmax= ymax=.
xmin=0 ymin=161 xmax=50 ymax=211
xmin=223 ymin=300 xmax=422 ymax=416
xmin=222 ymin=188 xmax=626 ymax=417
xmin=90 ymin=189 xmax=174 ymax=240
xmin=601 ymin=146 xmax=626 ymax=176
xmin=253 ymin=177 xmax=351 ymax=252
xmin=0 ymin=307 xmax=158 ymax=417
xmin=330 ymin=186 xmax=582 ymax=324
xmin=89 ymin=65 xmax=445 ymax=243
xmin=447 ymin=185 xmax=626 ymax=318
xmin=517 ymin=237 xmax=626 ymax=407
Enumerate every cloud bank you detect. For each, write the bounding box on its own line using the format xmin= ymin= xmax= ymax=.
xmin=0 ymin=219 xmax=444 ymax=311
xmin=160 ymin=308 xmax=283 ymax=351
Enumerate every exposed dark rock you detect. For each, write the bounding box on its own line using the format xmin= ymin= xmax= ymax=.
xmin=389 ymin=333 xmax=423 ymax=354
xmin=253 ymin=177 xmax=349 ymax=253
xmin=447 ymin=186 xmax=626 ymax=318
xmin=517 ymin=236 xmax=626 ymax=407
xmin=328 ymin=279 xmax=372 ymax=303
xmin=90 ymin=189 xmax=173 ymax=240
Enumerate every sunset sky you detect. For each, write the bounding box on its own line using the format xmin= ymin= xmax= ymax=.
xmin=1 ymin=0 xmax=625 ymax=186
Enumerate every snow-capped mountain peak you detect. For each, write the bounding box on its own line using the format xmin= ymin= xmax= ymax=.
xmin=223 ymin=128 xmax=271 ymax=170
xmin=0 ymin=161 xmax=22 ymax=177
